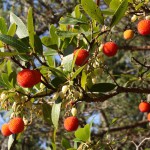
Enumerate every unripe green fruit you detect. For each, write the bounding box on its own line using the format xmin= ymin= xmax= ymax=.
xmin=74 ymin=91 xmax=80 ymax=99
xmin=71 ymin=107 xmax=77 ymax=116
xmin=79 ymin=93 xmax=83 ymax=99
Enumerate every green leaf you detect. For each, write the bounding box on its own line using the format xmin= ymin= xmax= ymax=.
xmin=90 ymin=83 xmax=116 ymax=92
xmin=10 ymin=12 xmax=28 ymax=38
xmin=7 ymin=23 xmax=17 ymax=36
xmin=51 ymin=77 xmax=66 ymax=88
xmin=57 ymin=30 xmax=79 ymax=37
xmin=0 ymin=34 xmax=29 ymax=53
xmin=81 ymin=70 xmax=87 ymax=90
xmin=49 ymin=24 xmax=58 ymax=45
xmin=0 ymin=17 xmax=7 ymax=34
xmin=51 ymin=102 xmax=61 ymax=129
xmin=75 ymin=124 xmax=91 ymax=142
xmin=110 ymin=0 xmax=120 ymax=10
xmin=34 ymin=35 xmax=43 ymax=54
xmin=71 ymin=65 xmax=85 ymax=80
xmin=61 ymin=138 xmax=71 ymax=149
xmin=43 ymin=49 xmax=58 ymax=56
xmin=59 ymin=16 xmax=87 ymax=25
xmin=41 ymin=36 xmax=51 ymax=47
xmin=62 ymin=54 xmax=73 ymax=72
xmin=42 ymin=103 xmax=52 ymax=125
xmin=81 ymin=0 xmax=104 ymax=24
xmin=1 ymin=73 xmax=12 ymax=88
xmin=27 ymin=7 xmax=35 ymax=48
xmin=0 ymin=52 xmax=26 ymax=57
xmin=110 ymin=0 xmax=128 ymax=27
xmin=104 ymin=0 xmax=111 ymax=5
xmin=74 ymin=5 xmax=81 ymax=18
xmin=8 ymin=134 xmax=15 ymax=150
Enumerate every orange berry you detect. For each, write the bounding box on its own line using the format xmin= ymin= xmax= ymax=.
xmin=147 ymin=113 xmax=150 ymax=121
xmin=103 ymin=42 xmax=118 ymax=57
xmin=17 ymin=69 xmax=41 ymax=88
xmin=73 ymin=49 xmax=89 ymax=66
xmin=123 ymin=29 xmax=134 ymax=40
xmin=1 ymin=123 xmax=12 ymax=136
xmin=139 ymin=102 xmax=150 ymax=112
xmin=64 ymin=116 xmax=79 ymax=132
xmin=137 ymin=20 xmax=150 ymax=35
xmin=9 ymin=117 xmax=24 ymax=134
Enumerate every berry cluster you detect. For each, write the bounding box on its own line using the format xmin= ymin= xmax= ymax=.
xmin=1 ymin=117 xmax=24 ymax=136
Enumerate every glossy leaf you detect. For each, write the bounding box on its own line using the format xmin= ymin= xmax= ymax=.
xmin=27 ymin=7 xmax=34 ymax=48
xmin=110 ymin=0 xmax=120 ymax=10
xmin=49 ymin=24 xmax=58 ymax=45
xmin=0 ymin=34 xmax=29 ymax=53
xmin=7 ymin=23 xmax=17 ymax=36
xmin=81 ymin=0 xmax=104 ymax=24
xmin=43 ymin=49 xmax=58 ymax=56
xmin=62 ymin=54 xmax=73 ymax=72
xmin=41 ymin=36 xmax=51 ymax=47
xmin=0 ymin=17 xmax=7 ymax=34
xmin=51 ymin=102 xmax=61 ymax=129
xmin=110 ymin=0 xmax=128 ymax=27
xmin=34 ymin=35 xmax=43 ymax=54
xmin=8 ymin=134 xmax=15 ymax=150
xmin=90 ymin=83 xmax=116 ymax=92
xmin=10 ymin=12 xmax=28 ymax=38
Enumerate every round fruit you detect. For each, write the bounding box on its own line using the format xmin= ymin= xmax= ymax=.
xmin=64 ymin=116 xmax=79 ymax=132
xmin=123 ymin=29 xmax=134 ymax=40
xmin=147 ymin=113 xmax=150 ymax=121
xmin=137 ymin=19 xmax=150 ymax=35
xmin=17 ymin=69 xmax=41 ymax=88
xmin=8 ymin=117 xmax=24 ymax=134
xmin=1 ymin=123 xmax=12 ymax=136
xmin=73 ymin=49 xmax=89 ymax=66
xmin=103 ymin=42 xmax=118 ymax=57
xmin=139 ymin=102 xmax=150 ymax=112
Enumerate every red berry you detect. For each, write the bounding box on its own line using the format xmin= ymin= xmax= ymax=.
xmin=147 ymin=113 xmax=150 ymax=121
xmin=64 ymin=116 xmax=79 ymax=132
xmin=103 ymin=42 xmax=118 ymax=57
xmin=137 ymin=20 xmax=150 ymax=35
xmin=17 ymin=69 xmax=41 ymax=88
xmin=1 ymin=123 xmax=12 ymax=136
xmin=73 ymin=49 xmax=89 ymax=66
xmin=8 ymin=117 xmax=24 ymax=134
xmin=139 ymin=102 xmax=150 ymax=112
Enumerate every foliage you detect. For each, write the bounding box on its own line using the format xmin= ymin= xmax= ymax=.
xmin=0 ymin=0 xmax=150 ymax=149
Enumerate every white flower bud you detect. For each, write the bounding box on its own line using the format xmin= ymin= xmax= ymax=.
xmin=99 ymin=44 xmax=104 ymax=51
xmin=1 ymin=93 xmax=6 ymax=99
xmin=62 ymin=85 xmax=68 ymax=94
xmin=71 ymin=107 xmax=77 ymax=116
xmin=131 ymin=15 xmax=137 ymax=22
xmin=59 ymin=91 xmax=65 ymax=99
xmin=53 ymin=92 xmax=59 ymax=100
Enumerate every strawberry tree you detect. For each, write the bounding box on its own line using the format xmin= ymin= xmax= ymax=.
xmin=0 ymin=0 xmax=150 ymax=149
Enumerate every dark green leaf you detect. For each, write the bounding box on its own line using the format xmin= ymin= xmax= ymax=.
xmin=0 ymin=17 xmax=7 ymax=34
xmin=42 ymin=103 xmax=52 ymax=125
xmin=61 ymin=138 xmax=71 ymax=149
xmin=0 ymin=52 xmax=26 ymax=57
xmin=0 ymin=34 xmax=29 ymax=53
xmin=41 ymin=36 xmax=51 ymax=46
xmin=90 ymin=83 xmax=116 ymax=92
xmin=10 ymin=12 xmax=28 ymax=38
xmin=81 ymin=0 xmax=104 ymax=24
xmin=27 ymin=7 xmax=34 ymax=48
xmin=110 ymin=0 xmax=128 ymax=27
xmin=56 ymin=30 xmax=78 ymax=37
xmin=51 ymin=77 xmax=66 ymax=88
xmin=34 ymin=35 xmax=43 ymax=54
